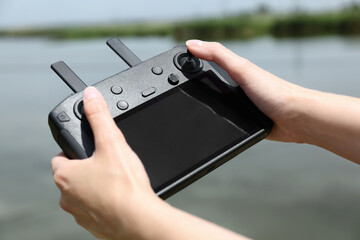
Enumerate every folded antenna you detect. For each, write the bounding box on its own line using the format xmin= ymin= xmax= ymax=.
xmin=106 ymin=38 xmax=142 ymax=67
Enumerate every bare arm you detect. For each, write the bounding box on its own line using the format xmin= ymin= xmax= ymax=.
xmin=291 ymin=90 xmax=360 ymax=163
xmin=187 ymin=40 xmax=360 ymax=164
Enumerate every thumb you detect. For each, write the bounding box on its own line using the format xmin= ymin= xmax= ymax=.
xmin=186 ymin=40 xmax=255 ymax=86
xmin=83 ymin=87 xmax=125 ymax=151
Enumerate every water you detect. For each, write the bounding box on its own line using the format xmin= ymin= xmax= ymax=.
xmin=0 ymin=36 xmax=359 ymax=240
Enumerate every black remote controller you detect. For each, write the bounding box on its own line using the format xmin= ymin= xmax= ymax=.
xmin=49 ymin=38 xmax=273 ymax=199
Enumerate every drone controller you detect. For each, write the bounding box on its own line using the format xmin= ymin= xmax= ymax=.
xmin=48 ymin=38 xmax=272 ymax=199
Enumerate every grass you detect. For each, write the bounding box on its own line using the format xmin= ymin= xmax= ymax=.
xmin=272 ymin=8 xmax=360 ymax=37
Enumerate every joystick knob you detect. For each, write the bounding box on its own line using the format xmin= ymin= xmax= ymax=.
xmin=174 ymin=49 xmax=203 ymax=73
xmin=178 ymin=50 xmax=197 ymax=71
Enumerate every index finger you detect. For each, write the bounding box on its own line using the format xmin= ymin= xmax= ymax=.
xmin=51 ymin=152 xmax=69 ymax=175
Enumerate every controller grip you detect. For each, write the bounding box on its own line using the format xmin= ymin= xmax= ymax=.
xmin=58 ymin=129 xmax=88 ymax=159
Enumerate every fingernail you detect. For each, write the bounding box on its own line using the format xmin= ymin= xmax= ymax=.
xmin=186 ymin=39 xmax=203 ymax=48
xmin=84 ymin=87 xmax=100 ymax=101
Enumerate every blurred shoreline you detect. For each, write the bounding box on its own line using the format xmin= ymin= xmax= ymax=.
xmin=1 ymin=4 xmax=360 ymax=41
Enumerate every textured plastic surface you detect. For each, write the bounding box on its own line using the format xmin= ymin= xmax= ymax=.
xmin=106 ymin=38 xmax=142 ymax=67
xmin=51 ymin=61 xmax=87 ymax=93
xmin=48 ymin=39 xmax=273 ymax=199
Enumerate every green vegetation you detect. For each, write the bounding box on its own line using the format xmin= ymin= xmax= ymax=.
xmin=0 ymin=23 xmax=173 ymax=39
xmin=1 ymin=4 xmax=360 ymax=40
xmin=272 ymin=5 xmax=360 ymax=37
xmin=173 ymin=14 xmax=274 ymax=40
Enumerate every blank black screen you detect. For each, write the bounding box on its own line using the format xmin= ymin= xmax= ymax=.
xmin=116 ymin=72 xmax=262 ymax=191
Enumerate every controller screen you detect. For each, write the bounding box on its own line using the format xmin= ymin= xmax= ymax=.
xmin=116 ymin=71 xmax=263 ymax=191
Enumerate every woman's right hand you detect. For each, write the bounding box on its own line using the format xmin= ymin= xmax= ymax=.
xmin=187 ymin=40 xmax=309 ymax=144
xmin=187 ymin=40 xmax=360 ymax=163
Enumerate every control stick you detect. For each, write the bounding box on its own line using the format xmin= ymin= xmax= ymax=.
xmin=174 ymin=49 xmax=203 ymax=73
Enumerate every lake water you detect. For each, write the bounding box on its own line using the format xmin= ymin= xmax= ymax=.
xmin=0 ymin=36 xmax=359 ymax=240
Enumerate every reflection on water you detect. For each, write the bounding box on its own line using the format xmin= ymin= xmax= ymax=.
xmin=0 ymin=36 xmax=359 ymax=240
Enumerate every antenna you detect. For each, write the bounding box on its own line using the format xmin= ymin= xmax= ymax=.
xmin=106 ymin=38 xmax=142 ymax=67
xmin=51 ymin=61 xmax=87 ymax=93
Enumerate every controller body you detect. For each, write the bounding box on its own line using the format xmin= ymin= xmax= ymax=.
xmin=49 ymin=39 xmax=272 ymax=199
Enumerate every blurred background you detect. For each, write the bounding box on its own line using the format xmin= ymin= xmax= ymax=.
xmin=1 ymin=0 xmax=360 ymax=239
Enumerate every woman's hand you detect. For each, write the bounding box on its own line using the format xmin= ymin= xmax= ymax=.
xmin=51 ymin=87 xmax=161 ymax=239
xmin=51 ymin=87 xmax=252 ymax=240
xmin=187 ymin=40 xmax=308 ymax=143
xmin=187 ymin=40 xmax=360 ymax=163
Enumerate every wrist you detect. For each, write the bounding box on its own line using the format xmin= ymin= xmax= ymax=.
xmin=266 ymin=82 xmax=313 ymax=144
xmin=287 ymin=87 xmax=322 ymax=144
xmin=113 ymin=192 xmax=171 ymax=240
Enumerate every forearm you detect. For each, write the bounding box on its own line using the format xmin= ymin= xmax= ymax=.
xmin=293 ymin=88 xmax=360 ymax=164
xmin=123 ymin=196 xmax=250 ymax=240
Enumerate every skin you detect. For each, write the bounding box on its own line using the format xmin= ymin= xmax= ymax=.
xmin=51 ymin=40 xmax=360 ymax=240
xmin=186 ymin=40 xmax=360 ymax=163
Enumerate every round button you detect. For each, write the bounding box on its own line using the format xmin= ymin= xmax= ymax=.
xmin=117 ymin=100 xmax=129 ymax=110
xmin=111 ymin=85 xmax=123 ymax=95
xmin=168 ymin=74 xmax=180 ymax=85
xmin=152 ymin=66 xmax=163 ymax=75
